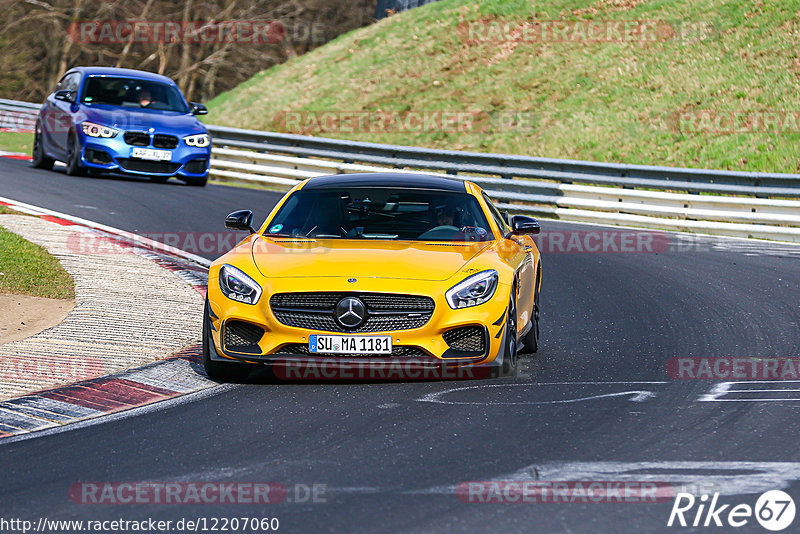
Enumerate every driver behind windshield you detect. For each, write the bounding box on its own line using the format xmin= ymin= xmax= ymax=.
xmin=435 ymin=202 xmax=458 ymax=227
xmin=137 ymin=88 xmax=153 ymax=108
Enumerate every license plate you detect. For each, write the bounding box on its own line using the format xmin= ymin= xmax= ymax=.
xmin=131 ymin=147 xmax=172 ymax=161
xmin=309 ymin=335 xmax=392 ymax=354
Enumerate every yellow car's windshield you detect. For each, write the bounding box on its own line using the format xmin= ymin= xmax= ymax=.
xmin=265 ymin=187 xmax=492 ymax=242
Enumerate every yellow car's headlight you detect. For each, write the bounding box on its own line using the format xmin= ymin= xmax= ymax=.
xmin=446 ymin=269 xmax=498 ymax=309
xmin=81 ymin=121 xmax=118 ymax=138
xmin=219 ymin=264 xmax=262 ymax=305
xmin=184 ymin=133 xmax=210 ymax=147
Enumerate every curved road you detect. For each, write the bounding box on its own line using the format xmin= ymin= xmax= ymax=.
xmin=1 ymin=158 xmax=800 ymax=533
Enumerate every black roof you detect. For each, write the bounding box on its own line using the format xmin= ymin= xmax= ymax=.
xmin=302 ymin=173 xmax=467 ymax=192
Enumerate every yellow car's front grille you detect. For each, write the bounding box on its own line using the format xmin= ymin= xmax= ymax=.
xmin=269 ymin=292 xmax=434 ymax=333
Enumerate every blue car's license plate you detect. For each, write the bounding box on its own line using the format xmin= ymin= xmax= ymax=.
xmin=131 ymin=147 xmax=172 ymax=161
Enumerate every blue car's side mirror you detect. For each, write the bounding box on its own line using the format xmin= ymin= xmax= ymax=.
xmin=54 ymin=90 xmax=75 ymax=103
xmin=191 ymin=102 xmax=208 ymax=115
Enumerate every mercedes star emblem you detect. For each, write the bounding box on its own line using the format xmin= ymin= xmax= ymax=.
xmin=334 ymin=297 xmax=366 ymax=329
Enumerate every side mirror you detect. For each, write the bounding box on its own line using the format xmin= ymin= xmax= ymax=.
xmin=54 ymin=90 xmax=75 ymax=103
xmin=225 ymin=210 xmax=255 ymax=234
xmin=509 ymin=215 xmax=540 ymax=235
xmin=191 ymin=102 xmax=208 ymax=115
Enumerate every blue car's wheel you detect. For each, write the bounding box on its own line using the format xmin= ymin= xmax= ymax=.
xmin=65 ymin=134 xmax=86 ymax=176
xmin=31 ymin=123 xmax=54 ymax=170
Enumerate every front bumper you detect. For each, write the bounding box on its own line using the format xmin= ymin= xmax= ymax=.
xmin=206 ymin=275 xmax=511 ymax=377
xmin=77 ymin=132 xmax=210 ymax=178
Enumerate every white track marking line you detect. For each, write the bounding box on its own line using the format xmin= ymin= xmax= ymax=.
xmin=699 ymin=380 xmax=800 ymax=402
xmin=417 ymin=382 xmax=666 ymax=405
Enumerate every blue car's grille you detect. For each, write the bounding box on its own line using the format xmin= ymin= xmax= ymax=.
xmin=124 ymin=131 xmax=150 ymax=146
xmin=153 ymin=134 xmax=178 ymax=149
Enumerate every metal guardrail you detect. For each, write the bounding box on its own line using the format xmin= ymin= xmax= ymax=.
xmin=204 ymin=124 xmax=800 ymax=197
xmin=0 ymin=99 xmax=39 ymax=131
xmin=207 ymin=146 xmax=800 ymax=242
xmin=4 ymin=98 xmax=800 ymax=242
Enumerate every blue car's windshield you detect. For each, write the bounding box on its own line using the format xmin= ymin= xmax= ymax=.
xmin=265 ymin=187 xmax=493 ymax=242
xmin=81 ymin=77 xmax=188 ymax=113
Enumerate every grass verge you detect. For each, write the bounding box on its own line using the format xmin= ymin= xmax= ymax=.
xmin=0 ymin=223 xmax=75 ymax=299
xmin=0 ymin=131 xmax=32 ymax=155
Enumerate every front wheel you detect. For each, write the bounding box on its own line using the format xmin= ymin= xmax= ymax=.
xmin=202 ymin=301 xmax=253 ymax=382
xmin=500 ymin=283 xmax=519 ymax=376
xmin=522 ymin=281 xmax=540 ymax=354
xmin=31 ymin=125 xmax=54 ymax=170
xmin=65 ymin=134 xmax=86 ymax=176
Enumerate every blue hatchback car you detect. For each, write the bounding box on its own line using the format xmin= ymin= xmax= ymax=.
xmin=32 ymin=67 xmax=211 ymax=186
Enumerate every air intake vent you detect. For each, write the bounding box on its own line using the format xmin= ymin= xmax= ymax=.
xmin=443 ymin=326 xmax=485 ymax=353
xmin=224 ymin=320 xmax=264 ymax=354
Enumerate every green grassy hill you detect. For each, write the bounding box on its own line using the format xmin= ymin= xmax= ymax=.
xmin=205 ymin=0 xmax=800 ymax=173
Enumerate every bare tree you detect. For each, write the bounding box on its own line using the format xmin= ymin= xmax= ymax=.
xmin=0 ymin=0 xmax=377 ymax=102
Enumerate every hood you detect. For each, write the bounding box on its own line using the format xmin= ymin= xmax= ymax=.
xmin=79 ymin=104 xmax=206 ymax=134
xmin=250 ymin=238 xmax=493 ymax=282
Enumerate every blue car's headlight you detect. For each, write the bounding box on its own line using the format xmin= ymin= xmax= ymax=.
xmin=446 ymin=270 xmax=499 ymax=309
xmin=219 ymin=264 xmax=262 ymax=305
xmin=184 ymin=133 xmax=210 ymax=147
xmin=81 ymin=122 xmax=118 ymax=138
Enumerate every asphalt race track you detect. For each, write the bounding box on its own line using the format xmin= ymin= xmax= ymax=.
xmin=1 ymin=157 xmax=800 ymax=533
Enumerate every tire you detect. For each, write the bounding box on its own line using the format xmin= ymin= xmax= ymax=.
xmin=501 ymin=281 xmax=519 ymax=376
xmin=202 ymin=300 xmax=253 ymax=382
xmin=183 ymin=174 xmax=208 ymax=187
xmin=31 ymin=124 xmax=55 ymax=170
xmin=522 ymin=271 xmax=540 ymax=354
xmin=65 ymin=133 xmax=86 ymax=176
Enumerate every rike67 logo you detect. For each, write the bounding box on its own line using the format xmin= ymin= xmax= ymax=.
xmin=668 ymin=490 xmax=796 ymax=531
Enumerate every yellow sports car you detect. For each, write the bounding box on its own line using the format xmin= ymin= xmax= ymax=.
xmin=203 ymin=173 xmax=541 ymax=381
